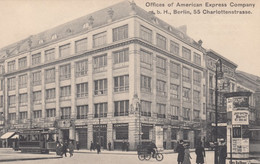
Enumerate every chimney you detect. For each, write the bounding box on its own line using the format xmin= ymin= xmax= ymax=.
xmin=130 ymin=1 xmax=137 ymax=15
xmin=107 ymin=8 xmax=114 ymax=23
xmin=198 ymin=40 xmax=203 ymax=46
xmin=88 ymin=16 xmax=94 ymax=29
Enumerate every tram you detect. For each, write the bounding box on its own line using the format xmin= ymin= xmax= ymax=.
xmin=15 ymin=128 xmax=57 ymax=154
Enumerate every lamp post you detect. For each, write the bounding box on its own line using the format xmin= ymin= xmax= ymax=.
xmin=98 ymin=116 xmax=101 ymax=148
xmin=214 ymin=59 xmax=223 ymax=164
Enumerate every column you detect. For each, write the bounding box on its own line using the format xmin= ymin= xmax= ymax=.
xmin=55 ymin=65 xmax=60 ymax=118
xmin=107 ymin=123 xmax=113 ymax=149
xmin=71 ymin=62 xmax=76 ymax=119
xmin=128 ymin=121 xmax=137 ymax=150
xmin=87 ymin=124 xmax=93 ymax=149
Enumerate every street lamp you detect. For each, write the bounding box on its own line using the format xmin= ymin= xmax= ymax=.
xmin=214 ymin=59 xmax=223 ymax=164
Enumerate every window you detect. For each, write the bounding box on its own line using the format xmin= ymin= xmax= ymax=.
xmin=113 ymin=25 xmax=128 ymax=42
xmin=182 ymin=67 xmax=191 ymax=82
xmin=193 ymin=71 xmax=201 ymax=86
xmin=33 ymin=91 xmax=41 ymax=103
xmin=46 ymin=109 xmax=56 ymax=118
xmin=183 ymin=130 xmax=189 ymax=140
xmin=141 ymin=100 xmax=151 ymax=116
xmin=7 ymin=60 xmax=15 ymax=72
xmin=76 ymin=83 xmax=88 ymax=98
xmin=170 ymin=105 xmax=179 ymax=120
xmin=140 ymin=49 xmax=152 ymax=65
xmin=93 ymin=32 xmax=106 ymax=48
xmin=61 ymin=107 xmax=71 ymax=119
xmin=113 ymin=49 xmax=129 ymax=64
xmin=194 ymin=53 xmax=201 ymax=65
xmin=8 ymin=95 xmax=16 ymax=106
xmin=156 ymin=56 xmax=166 ymax=74
xmin=203 ymin=103 xmax=206 ymax=114
xmin=94 ymin=79 xmax=107 ymax=95
xmin=170 ymin=62 xmax=180 ymax=79
xmin=203 ymin=85 xmax=206 ymax=97
xmin=75 ymin=60 xmax=88 ymax=77
xmin=156 ymin=33 xmax=167 ymax=50
xmin=193 ymin=90 xmax=200 ymax=104
xmin=94 ymin=103 xmax=108 ymax=118
xmin=114 ymin=75 xmax=129 ymax=92
xmin=142 ymin=126 xmax=151 ymax=140
xmin=18 ymin=57 xmax=27 ymax=69
xmin=115 ymin=125 xmax=128 ymax=140
xmin=183 ymin=87 xmax=191 ymax=102
xmin=141 ymin=75 xmax=151 ymax=92
xmin=156 ymin=103 xmax=166 ymax=118
xmin=59 ymin=44 xmax=70 ymax=57
xmin=32 ymin=71 xmax=41 ymax=86
xmin=19 ymin=112 xmax=28 ymax=120
xmin=0 ymin=96 xmax=3 ymax=107
xmin=171 ymin=128 xmax=177 ymax=140
xmin=77 ymin=105 xmax=88 ymax=119
xmin=8 ymin=77 xmax=16 ymax=91
xmin=45 ymin=49 xmax=55 ymax=62
xmin=156 ymin=80 xmax=167 ymax=96
xmin=0 ymin=80 xmax=3 ymax=91
xmin=170 ymin=41 xmax=179 ymax=55
xmin=114 ymin=100 xmax=129 ymax=116
xmin=19 ymin=93 xmax=27 ymax=105
xmin=170 ymin=84 xmax=179 ymax=99
xmin=19 ymin=74 xmax=27 ymax=88
xmin=209 ymin=74 xmax=213 ymax=88
xmin=32 ymin=53 xmax=41 ymax=65
xmin=93 ymin=54 xmax=107 ymax=69
xmin=183 ymin=108 xmax=191 ymax=121
xmin=182 ymin=47 xmax=191 ymax=61
xmin=75 ymin=38 xmax=87 ymax=53
xmin=140 ymin=25 xmax=152 ymax=43
xmin=45 ymin=68 xmax=55 ymax=83
xmin=46 ymin=88 xmax=55 ymax=100
xmin=194 ymin=109 xmax=200 ymax=120
xmin=33 ymin=110 xmax=42 ymax=119
xmin=60 ymin=64 xmax=71 ymax=80
xmin=9 ymin=113 xmax=16 ymax=120
xmin=209 ymin=90 xmax=214 ymax=105
xmin=60 ymin=86 xmax=71 ymax=98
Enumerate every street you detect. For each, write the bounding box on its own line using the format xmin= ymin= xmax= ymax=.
xmin=0 ymin=148 xmax=216 ymax=164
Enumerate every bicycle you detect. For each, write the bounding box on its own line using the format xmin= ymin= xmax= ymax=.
xmin=138 ymin=149 xmax=164 ymax=161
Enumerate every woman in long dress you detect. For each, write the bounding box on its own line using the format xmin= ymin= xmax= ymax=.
xmin=183 ymin=145 xmax=192 ymax=164
xmin=195 ymin=142 xmax=205 ymax=164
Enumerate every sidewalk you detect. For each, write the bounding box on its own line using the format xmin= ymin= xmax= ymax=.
xmin=0 ymin=148 xmax=61 ymax=162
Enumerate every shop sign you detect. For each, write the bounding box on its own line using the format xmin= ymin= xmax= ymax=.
xmin=227 ymin=98 xmax=233 ymax=112
xmin=230 ymin=160 xmax=250 ymax=164
xmin=232 ymin=96 xmax=249 ymax=109
xmin=232 ymin=138 xmax=249 ymax=153
xmin=232 ymin=111 xmax=249 ymax=125
xmin=113 ymin=123 xmax=128 ymax=128
xmin=58 ymin=120 xmax=74 ymax=128
xmin=93 ymin=124 xmax=107 ymax=129
xmin=141 ymin=123 xmax=153 ymax=127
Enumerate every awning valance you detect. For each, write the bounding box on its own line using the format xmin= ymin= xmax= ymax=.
xmin=11 ymin=134 xmax=19 ymax=139
xmin=0 ymin=132 xmax=15 ymax=139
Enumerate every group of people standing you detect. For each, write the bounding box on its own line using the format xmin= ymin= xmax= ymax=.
xmin=176 ymin=140 xmax=205 ymax=164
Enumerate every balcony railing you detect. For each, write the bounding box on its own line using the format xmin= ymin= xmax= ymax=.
xmin=114 ymin=112 xmax=129 ymax=116
xmin=94 ymin=113 xmax=107 ymax=118
xmin=61 ymin=115 xmax=71 ymax=119
xmin=77 ymin=115 xmax=88 ymax=119
xmin=157 ymin=113 xmax=166 ymax=118
xmin=141 ymin=112 xmax=151 ymax=117
xmin=171 ymin=115 xmax=178 ymax=120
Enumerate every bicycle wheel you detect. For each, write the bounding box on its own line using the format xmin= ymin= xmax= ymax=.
xmin=144 ymin=154 xmax=151 ymax=160
xmin=156 ymin=153 xmax=164 ymax=161
xmin=138 ymin=154 xmax=145 ymax=161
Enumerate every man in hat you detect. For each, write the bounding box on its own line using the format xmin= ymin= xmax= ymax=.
xmin=176 ymin=140 xmax=185 ymax=164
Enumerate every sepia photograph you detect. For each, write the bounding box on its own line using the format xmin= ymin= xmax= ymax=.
xmin=0 ymin=0 xmax=259 ymax=163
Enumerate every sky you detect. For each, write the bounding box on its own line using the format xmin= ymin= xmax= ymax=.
xmin=0 ymin=0 xmax=259 ymax=77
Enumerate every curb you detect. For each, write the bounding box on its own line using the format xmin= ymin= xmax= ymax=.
xmin=0 ymin=156 xmax=62 ymax=162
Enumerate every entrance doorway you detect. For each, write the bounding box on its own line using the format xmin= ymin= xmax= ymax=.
xmin=93 ymin=124 xmax=107 ymax=149
xmin=78 ymin=128 xmax=87 ymax=149
xmin=62 ymin=129 xmax=69 ymax=142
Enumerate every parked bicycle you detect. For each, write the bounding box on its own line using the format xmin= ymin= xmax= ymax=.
xmin=138 ymin=148 xmax=164 ymax=161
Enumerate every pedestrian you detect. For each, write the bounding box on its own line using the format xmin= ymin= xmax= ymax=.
xmin=195 ymin=141 xmax=205 ymax=164
xmin=122 ymin=140 xmax=125 ymax=151
xmin=126 ymin=141 xmax=129 ymax=151
xmin=61 ymin=142 xmax=68 ymax=157
xmin=176 ymin=140 xmax=185 ymax=164
xmin=96 ymin=142 xmax=101 ymax=154
xmin=68 ymin=141 xmax=74 ymax=157
xmin=90 ymin=141 xmax=94 ymax=151
xmin=183 ymin=144 xmax=192 ymax=164
xmin=76 ymin=141 xmax=79 ymax=150
xmin=108 ymin=141 xmax=111 ymax=151
xmin=219 ymin=141 xmax=227 ymax=164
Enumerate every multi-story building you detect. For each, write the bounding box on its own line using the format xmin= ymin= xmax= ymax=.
xmin=0 ymin=1 xmax=218 ymax=150
xmin=205 ymin=49 xmax=237 ymax=143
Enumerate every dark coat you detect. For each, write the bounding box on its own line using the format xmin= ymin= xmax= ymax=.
xmin=176 ymin=144 xmax=185 ymax=162
xmin=195 ymin=146 xmax=205 ymax=163
xmin=219 ymin=145 xmax=227 ymax=164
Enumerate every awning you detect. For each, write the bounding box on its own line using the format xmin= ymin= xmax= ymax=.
xmin=10 ymin=134 xmax=19 ymax=139
xmin=0 ymin=132 xmax=15 ymax=139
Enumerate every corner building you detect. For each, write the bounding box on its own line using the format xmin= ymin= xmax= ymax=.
xmin=0 ymin=1 xmax=207 ymax=150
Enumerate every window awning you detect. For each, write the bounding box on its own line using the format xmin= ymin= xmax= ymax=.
xmin=10 ymin=134 xmax=19 ymax=139
xmin=0 ymin=132 xmax=15 ymax=139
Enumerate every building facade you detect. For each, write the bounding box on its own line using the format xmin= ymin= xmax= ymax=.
xmin=1 ymin=1 xmax=250 ymax=150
